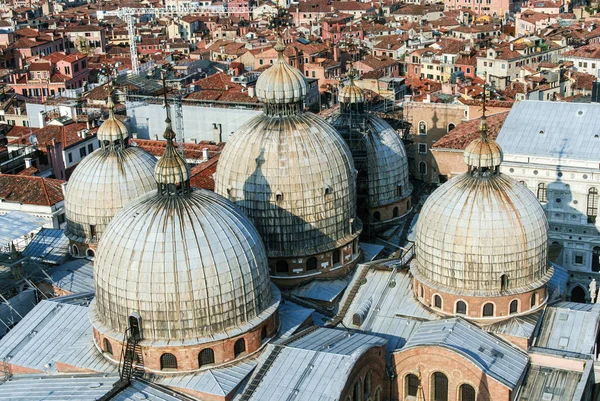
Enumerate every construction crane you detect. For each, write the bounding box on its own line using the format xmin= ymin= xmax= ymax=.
xmin=97 ymin=5 xmax=253 ymax=75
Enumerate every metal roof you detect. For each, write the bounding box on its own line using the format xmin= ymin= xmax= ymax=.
xmin=340 ymin=266 xmax=437 ymax=359
xmin=289 ymin=278 xmax=350 ymax=303
xmin=482 ymin=310 xmax=541 ymax=340
xmin=0 ymin=374 xmax=119 ymax=400
xmin=0 ymin=300 xmax=114 ymax=373
xmin=359 ymin=242 xmax=385 ymax=262
xmin=22 ymin=228 xmax=69 ymax=265
xmin=114 ymin=380 xmax=194 ymax=401
xmin=535 ymin=302 xmax=600 ymax=356
xmin=516 ymin=365 xmax=583 ymax=401
xmin=277 ymin=301 xmax=315 ymax=341
xmin=157 ymin=361 xmax=256 ymax=397
xmin=245 ymin=328 xmax=386 ymax=401
xmin=0 ymin=211 xmax=45 ymax=248
xmin=47 ymin=259 xmax=95 ymax=294
xmin=402 ymin=318 xmax=529 ymax=389
xmin=496 ymin=100 xmax=600 ymax=162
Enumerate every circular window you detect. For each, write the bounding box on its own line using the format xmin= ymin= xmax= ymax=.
xmin=539 ymin=130 xmax=544 ymax=134
xmin=554 ymin=227 xmax=559 ymax=231
xmin=579 ymin=237 xmax=582 ymax=240
xmin=569 ymin=236 xmax=573 ymax=239
xmin=533 ymin=170 xmax=539 ymax=175
xmin=558 ymin=172 xmax=563 ymax=177
xmin=584 ymin=174 xmax=589 ymax=179
xmin=509 ymin=168 xmax=514 ymax=173
xmin=556 ymin=199 xmax=561 ymax=203
xmin=568 ymin=229 xmax=572 ymax=232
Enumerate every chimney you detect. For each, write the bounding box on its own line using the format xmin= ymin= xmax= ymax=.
xmin=86 ymin=121 xmax=90 ymax=130
xmin=61 ymin=182 xmax=67 ymax=197
xmin=15 ymin=106 xmax=21 ymax=115
xmin=213 ymin=123 xmax=222 ymax=143
xmin=509 ymin=43 xmax=514 ymax=51
xmin=132 ymin=132 xmax=138 ymax=139
xmin=24 ymin=158 xmax=32 ymax=168
xmin=202 ymin=148 xmax=209 ymax=160
xmin=248 ymin=86 xmax=256 ymax=97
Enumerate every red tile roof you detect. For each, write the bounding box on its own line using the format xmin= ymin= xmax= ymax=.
xmin=190 ymin=154 xmax=220 ymax=191
xmin=433 ymin=111 xmax=510 ymax=150
xmin=0 ymin=174 xmax=64 ymax=206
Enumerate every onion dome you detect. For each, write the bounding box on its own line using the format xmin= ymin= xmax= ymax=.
xmin=412 ymin=116 xmax=551 ymax=296
xmin=215 ymin=39 xmax=361 ymax=259
xmin=65 ymin=93 xmax=157 ymax=247
xmin=97 ymin=95 xmax=128 ymax=144
xmin=255 ymin=38 xmax=308 ymax=114
xmin=92 ymin=114 xmax=277 ymax=342
xmin=339 ymin=65 xmax=364 ymax=106
xmin=463 ymin=116 xmax=503 ymax=172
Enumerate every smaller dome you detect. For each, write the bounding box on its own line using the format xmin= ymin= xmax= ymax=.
xmin=340 ymin=82 xmax=364 ymax=105
xmin=154 ymin=118 xmax=190 ymax=193
xmin=255 ymin=38 xmax=307 ymax=105
xmin=463 ymin=116 xmax=503 ymax=170
xmin=340 ymin=65 xmax=364 ymax=105
xmin=97 ymin=95 xmax=128 ymax=143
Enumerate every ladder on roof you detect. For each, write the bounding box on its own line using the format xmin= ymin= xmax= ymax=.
xmin=119 ymin=328 xmax=143 ymax=382
xmin=1 ymin=358 xmax=11 ymax=383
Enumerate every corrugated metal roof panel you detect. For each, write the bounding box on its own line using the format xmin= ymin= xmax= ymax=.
xmin=47 ymin=259 xmax=95 ymax=294
xmin=22 ymin=228 xmax=69 ymax=265
xmin=0 ymin=374 xmax=119 ymax=400
xmin=0 ymin=211 xmax=45 ymax=248
xmin=403 ymin=318 xmax=529 ymax=389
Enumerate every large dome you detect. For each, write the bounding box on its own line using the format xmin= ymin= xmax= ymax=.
xmin=65 ymin=96 xmax=156 ymax=247
xmin=92 ymin=115 xmax=276 ymax=343
xmin=91 ymin=188 xmax=275 ymax=341
xmin=413 ymin=117 xmax=551 ymax=296
xmin=215 ymin=112 xmax=359 ymax=257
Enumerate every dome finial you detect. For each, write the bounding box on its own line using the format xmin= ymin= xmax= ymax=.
xmin=97 ymin=83 xmax=129 ymax=146
xmin=340 ymin=61 xmax=365 ymax=108
xmin=155 ymin=71 xmax=191 ymax=196
xmin=479 ymin=80 xmax=489 ymax=139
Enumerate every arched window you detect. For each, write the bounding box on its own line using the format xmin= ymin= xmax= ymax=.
xmin=393 ymin=207 xmax=399 ymax=218
xmin=432 ymin=372 xmax=448 ymax=401
xmin=419 ymin=285 xmax=424 ymax=298
xmin=405 ymin=374 xmax=419 ymax=397
xmin=447 ymin=123 xmax=456 ymax=132
xmin=364 ymin=371 xmax=372 ymax=397
xmin=198 ymin=348 xmax=214 ymax=367
xmin=373 ymin=211 xmax=381 ymax=222
xmin=160 ymin=353 xmax=178 ymax=370
xmin=537 ymin=183 xmax=547 ymax=203
xmin=234 ymin=338 xmax=246 ymax=357
xmin=510 ymin=300 xmax=519 ymax=314
xmin=86 ymin=249 xmax=95 ymax=259
xmin=571 ymin=286 xmax=586 ymax=303
xmin=306 ymin=257 xmax=317 ymax=271
xmin=103 ymin=338 xmax=112 ymax=355
xmin=333 ymin=250 xmax=341 ymax=265
xmin=434 ymin=294 xmax=442 ymax=308
xmin=459 ymin=384 xmax=476 ymax=401
xmin=418 ymin=121 xmax=427 ymax=135
xmin=588 ymin=188 xmax=598 ymax=223
xmin=71 ymin=244 xmax=79 ymax=256
xmin=261 ymin=326 xmax=267 ymax=341
xmin=275 ymin=260 xmax=288 ymax=273
xmin=353 ymin=379 xmax=363 ymax=401
xmin=500 ymin=274 xmax=508 ymax=291
xmin=375 ymin=388 xmax=381 ymax=401
xmin=482 ymin=303 xmax=494 ymax=317
xmin=455 ymin=300 xmax=466 ymax=315
xmin=418 ymin=161 xmax=427 ymax=175
xmin=593 ymin=246 xmax=600 ymax=272
xmin=531 ymin=293 xmax=537 ymax=307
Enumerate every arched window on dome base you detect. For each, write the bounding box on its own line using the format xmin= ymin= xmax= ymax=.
xmin=71 ymin=244 xmax=79 ymax=257
xmin=500 ymin=274 xmax=508 ymax=292
xmin=275 ymin=260 xmax=288 ymax=274
xmin=459 ymin=384 xmax=476 ymax=401
xmin=431 ymin=372 xmax=448 ymax=401
xmin=198 ymin=348 xmax=215 ymax=367
xmin=306 ymin=257 xmax=317 ymax=271
xmin=103 ymin=338 xmax=112 ymax=355
xmin=455 ymin=300 xmax=467 ymax=315
xmin=234 ymin=338 xmax=246 ymax=357
xmin=86 ymin=249 xmax=95 ymax=259
xmin=433 ymin=294 xmax=442 ymax=309
xmin=482 ymin=303 xmax=494 ymax=317
xmin=509 ymin=300 xmax=519 ymax=314
xmin=261 ymin=326 xmax=267 ymax=342
xmin=160 ymin=353 xmax=178 ymax=370
xmin=405 ymin=374 xmax=419 ymax=397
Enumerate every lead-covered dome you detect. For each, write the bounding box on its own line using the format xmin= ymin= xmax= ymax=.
xmin=65 ymin=94 xmax=156 ymax=247
xmin=412 ymin=117 xmax=551 ymax=296
xmin=215 ymin=112 xmax=359 ymax=257
xmin=92 ymin=113 xmax=277 ymax=343
xmin=255 ymin=38 xmax=307 ymax=107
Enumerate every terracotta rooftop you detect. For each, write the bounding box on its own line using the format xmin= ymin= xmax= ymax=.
xmin=0 ymin=174 xmax=64 ymax=206
xmin=190 ymin=153 xmax=220 ymax=191
xmin=564 ymin=42 xmax=600 ymax=59
xmin=433 ymin=111 xmax=510 ymax=150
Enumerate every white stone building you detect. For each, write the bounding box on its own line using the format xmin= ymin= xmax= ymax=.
xmin=496 ymin=100 xmax=600 ymax=302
